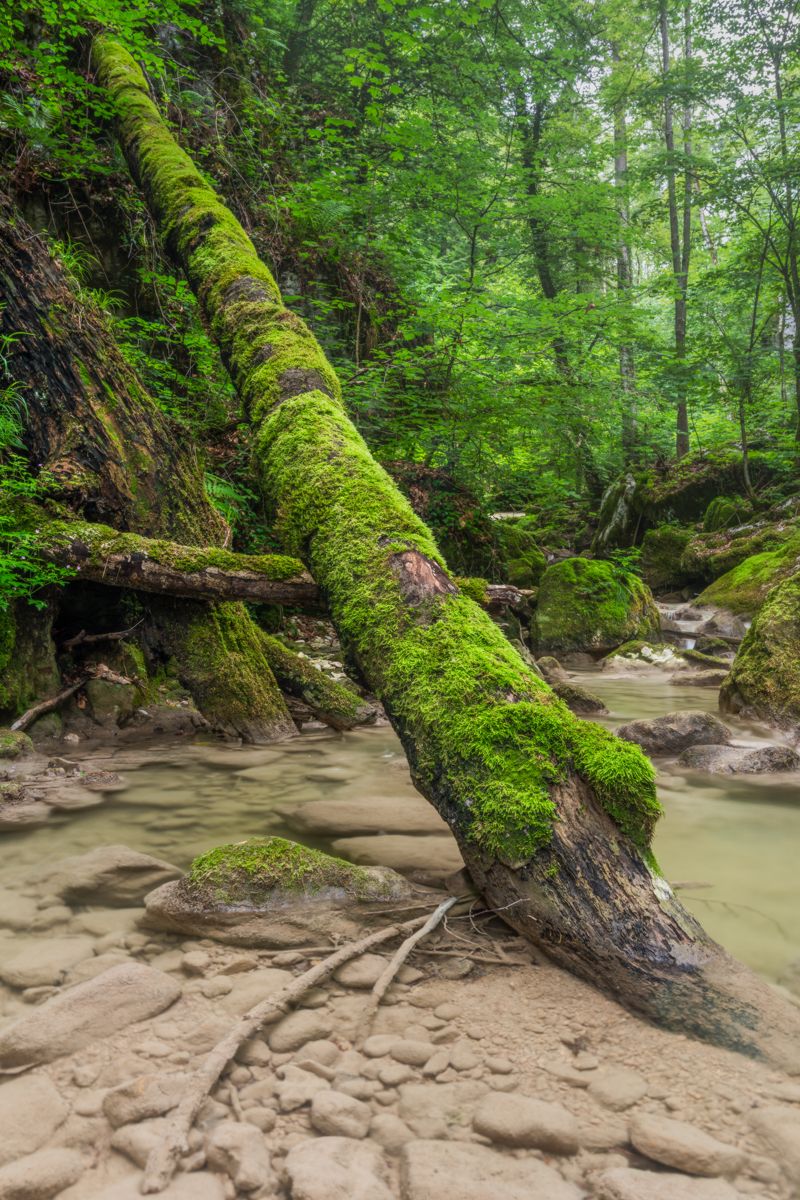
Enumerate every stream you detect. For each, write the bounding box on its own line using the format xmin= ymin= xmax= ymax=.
xmin=1 ymin=670 xmax=798 ymax=989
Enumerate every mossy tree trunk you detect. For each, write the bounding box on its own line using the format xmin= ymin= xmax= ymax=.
xmin=91 ymin=36 xmax=800 ymax=1067
xmin=0 ymin=192 xmax=294 ymax=741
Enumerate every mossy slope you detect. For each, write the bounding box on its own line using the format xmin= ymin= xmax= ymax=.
xmin=720 ymin=574 xmax=800 ymax=731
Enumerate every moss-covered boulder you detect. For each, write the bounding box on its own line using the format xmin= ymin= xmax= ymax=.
xmin=639 ymin=526 xmax=696 ymax=591
xmin=143 ymin=836 xmax=425 ymax=946
xmin=697 ymin=529 xmax=800 ymax=615
xmin=0 ymin=729 xmax=33 ymax=760
xmin=682 ymin=521 xmax=797 ymax=587
xmin=720 ymin=574 xmax=800 ymax=732
xmin=534 ymin=558 xmax=660 ymax=655
xmin=703 ymin=496 xmax=749 ymax=532
xmin=497 ymin=516 xmax=547 ymax=587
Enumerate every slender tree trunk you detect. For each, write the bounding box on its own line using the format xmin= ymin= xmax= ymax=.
xmin=0 ymin=193 xmax=295 ymax=741
xmin=89 ymin=35 xmax=800 ymax=1067
xmin=659 ymin=0 xmax=691 ymax=459
xmin=612 ymin=43 xmax=637 ymax=464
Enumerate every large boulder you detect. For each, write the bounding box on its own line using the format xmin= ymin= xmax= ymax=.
xmin=534 ymin=558 xmax=660 ymax=655
xmin=143 ymin=836 xmax=427 ymax=946
xmin=616 ymin=711 xmax=731 ymax=756
xmin=720 ymin=573 xmax=800 ymax=733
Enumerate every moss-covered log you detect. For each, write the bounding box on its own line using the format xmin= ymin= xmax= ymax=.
xmin=0 ymin=193 xmax=293 ymax=741
xmin=260 ymin=632 xmax=377 ymax=730
xmin=36 ymin=515 xmax=320 ymax=607
xmin=92 ymin=36 xmax=800 ymax=1066
xmin=33 ymin=514 xmax=520 ymax=615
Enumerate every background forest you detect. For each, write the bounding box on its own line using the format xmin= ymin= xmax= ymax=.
xmin=1 ymin=0 xmax=799 ymax=580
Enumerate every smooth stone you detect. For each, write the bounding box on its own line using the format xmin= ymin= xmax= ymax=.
xmin=369 ymin=1113 xmax=415 ymax=1155
xmin=268 ymin=1008 xmax=333 ymax=1053
xmin=37 ymin=844 xmax=180 ymax=905
xmin=390 ymin=1039 xmax=436 ymax=1067
xmin=750 ymin=1105 xmax=800 ymax=1183
xmin=0 ymin=937 xmax=95 ymax=989
xmin=285 ymin=1136 xmax=393 ymax=1200
xmin=588 ymin=1066 xmax=648 ymax=1110
xmin=678 ymin=743 xmax=800 ymax=775
xmin=616 ymin=711 xmax=731 ymax=756
xmin=629 ymin=1114 xmax=744 ymax=1177
xmin=595 ymin=1168 xmax=740 ymax=1200
xmin=205 ymin=1120 xmax=275 ymax=1192
xmin=472 ymin=1092 xmax=579 ymax=1154
xmin=398 ymin=1081 xmax=487 ymax=1134
xmin=0 ymin=890 xmax=37 ymax=931
xmin=93 ymin=1173 xmax=225 ymax=1199
xmin=0 ymin=963 xmax=181 ymax=1069
xmin=330 ymin=834 xmax=463 ymax=882
xmin=310 ymin=1090 xmax=371 ymax=1138
xmin=284 ymin=796 xmax=446 ymax=838
xmin=220 ymin=968 xmax=294 ymax=1016
xmin=400 ymin=1139 xmax=583 ymax=1200
xmin=0 ymin=1075 xmax=69 ymax=1167
xmin=0 ymin=1147 xmax=85 ymax=1200
xmin=275 ymin=1066 xmax=331 ymax=1112
xmin=110 ymin=1117 xmax=170 ymax=1167
xmin=333 ymin=954 xmax=388 ymax=989
xmin=103 ymin=1072 xmax=190 ymax=1127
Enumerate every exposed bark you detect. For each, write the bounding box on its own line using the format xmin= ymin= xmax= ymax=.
xmin=35 ymin=514 xmax=525 ymax=614
xmin=92 ymin=37 xmax=800 ymax=1068
xmin=0 ymin=194 xmax=293 ymax=740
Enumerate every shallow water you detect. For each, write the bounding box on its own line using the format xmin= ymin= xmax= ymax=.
xmin=1 ymin=671 xmax=798 ymax=984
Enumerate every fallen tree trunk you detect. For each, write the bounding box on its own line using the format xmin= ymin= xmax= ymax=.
xmin=0 ymin=193 xmax=294 ymax=742
xmin=35 ymin=513 xmax=524 ymax=614
xmin=92 ymin=36 xmax=800 ymax=1068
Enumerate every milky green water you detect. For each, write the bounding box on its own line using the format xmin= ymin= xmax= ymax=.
xmin=1 ymin=673 xmax=797 ymax=983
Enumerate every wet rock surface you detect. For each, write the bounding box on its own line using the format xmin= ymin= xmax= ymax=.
xmin=616 ymin=711 xmax=732 ymax=755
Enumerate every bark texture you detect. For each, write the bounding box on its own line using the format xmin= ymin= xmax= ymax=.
xmin=0 ymin=193 xmax=293 ymax=740
xmin=92 ymin=36 xmax=800 ymax=1067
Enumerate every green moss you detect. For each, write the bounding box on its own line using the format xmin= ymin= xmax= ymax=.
xmin=0 ymin=728 xmax=33 ymax=759
xmin=721 ymin=573 xmax=800 ymax=729
xmin=157 ymin=599 xmax=292 ymax=740
xmin=94 ymin=37 xmax=662 ymax=866
xmin=456 ymin=576 xmax=489 ymax=604
xmin=37 ymin=517 xmax=306 ymax=581
xmin=187 ymin=836 xmax=383 ymax=904
xmin=697 ymin=530 xmax=800 ymax=615
xmin=534 ymin=557 xmax=660 ymax=654
xmin=639 ymin=525 xmax=695 ymax=591
xmin=703 ymin=496 xmax=747 ymax=532
xmin=497 ymin=517 xmax=547 ymax=587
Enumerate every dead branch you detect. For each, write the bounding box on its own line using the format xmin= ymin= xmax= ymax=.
xmin=10 ymin=664 xmax=134 ymax=732
xmin=141 ymin=909 xmax=444 ymax=1194
xmin=354 ymin=895 xmax=459 ymax=1047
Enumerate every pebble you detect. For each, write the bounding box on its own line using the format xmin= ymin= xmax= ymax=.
xmin=245 ymin=1106 xmax=277 ymax=1132
xmin=285 ymin=1136 xmax=393 ymax=1200
xmin=0 ymin=1074 xmax=69 ymax=1166
xmin=421 ymin=1050 xmax=450 ymax=1077
xmin=449 ymin=1041 xmax=481 ymax=1071
xmin=390 ymin=1039 xmax=436 ymax=1067
xmin=485 ymin=1056 xmax=513 ymax=1074
xmin=0 ymin=1147 xmax=85 ymax=1199
xmin=630 ymin=1113 xmax=744 ymax=1178
xmin=472 ymin=1091 xmax=580 ymax=1154
xmin=181 ymin=950 xmax=210 ymax=975
xmin=268 ymin=1008 xmax=334 ymax=1053
xmin=205 ymin=1120 xmax=275 ymax=1192
xmin=596 ymin=1167 xmax=741 ymax=1199
xmin=311 ymin=1089 xmax=372 ymax=1138
xmin=400 ymin=1139 xmax=582 ymax=1200
xmin=369 ymin=1113 xmax=415 ymax=1154
xmin=334 ymin=953 xmax=389 ymax=989
xmin=199 ymin=976 xmax=233 ymax=998
xmin=378 ymin=1063 xmax=416 ymax=1087
xmin=588 ymin=1066 xmax=649 ymax=1110
xmin=363 ymin=1035 xmax=397 ymax=1059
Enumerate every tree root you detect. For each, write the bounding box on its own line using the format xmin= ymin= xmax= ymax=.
xmin=10 ymin=664 xmax=132 ymax=732
xmin=354 ymin=895 xmax=459 ymax=1047
xmin=141 ymin=908 xmax=448 ymax=1194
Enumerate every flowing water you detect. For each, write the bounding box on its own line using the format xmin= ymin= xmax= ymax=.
xmin=1 ymin=674 xmax=798 ymax=986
